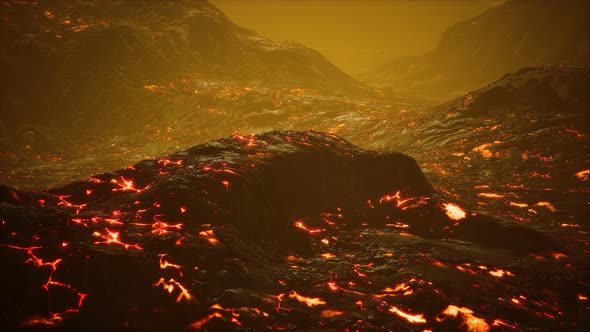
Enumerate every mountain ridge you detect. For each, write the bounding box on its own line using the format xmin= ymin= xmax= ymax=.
xmin=364 ymin=0 xmax=590 ymax=100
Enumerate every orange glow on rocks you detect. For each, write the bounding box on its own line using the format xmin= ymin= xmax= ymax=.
xmin=293 ymin=220 xmax=325 ymax=234
xmin=159 ymin=254 xmax=181 ymax=269
xmin=154 ymin=278 xmax=192 ymax=302
xmin=471 ymin=143 xmax=495 ymax=158
xmin=5 ymin=245 xmax=88 ymax=323
xmin=56 ymin=195 xmax=87 ymax=213
xmin=158 ymin=158 xmax=183 ymax=167
xmin=320 ymin=309 xmax=344 ymax=317
xmin=288 ymin=291 xmax=326 ymax=307
xmin=488 ymin=269 xmax=513 ymax=278
xmin=92 ymin=229 xmax=143 ymax=250
xmin=509 ymin=201 xmax=528 ymax=208
xmin=198 ymin=229 xmax=220 ymax=245
xmin=378 ymin=190 xmax=413 ymax=208
xmin=388 ymin=306 xmax=427 ymax=324
xmin=151 ymin=220 xmax=183 ymax=236
xmin=111 ymin=176 xmax=146 ymax=193
xmin=189 ymin=312 xmax=223 ymax=329
xmin=575 ymin=169 xmax=590 ymax=181
xmin=535 ymin=201 xmax=556 ymax=212
xmin=221 ymin=180 xmax=230 ymax=190
xmin=438 ymin=305 xmax=489 ymax=332
xmin=477 ymin=192 xmax=504 ymax=198
xmin=443 ymin=202 xmax=466 ymax=220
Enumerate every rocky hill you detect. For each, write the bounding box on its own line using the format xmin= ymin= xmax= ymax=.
xmin=378 ymin=65 xmax=590 ymax=228
xmin=2 ymin=130 xmax=581 ymax=331
xmin=0 ymin=0 xmax=366 ymax=143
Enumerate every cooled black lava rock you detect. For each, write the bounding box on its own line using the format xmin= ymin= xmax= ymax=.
xmin=0 ymin=131 xmax=572 ymax=330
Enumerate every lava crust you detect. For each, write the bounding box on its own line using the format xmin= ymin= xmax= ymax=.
xmin=1 ymin=130 xmax=581 ymax=331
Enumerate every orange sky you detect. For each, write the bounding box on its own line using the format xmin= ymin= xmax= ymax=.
xmin=211 ymin=0 xmax=503 ymax=75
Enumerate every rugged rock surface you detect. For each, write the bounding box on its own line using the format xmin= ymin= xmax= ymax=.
xmin=380 ymin=65 xmax=590 ymax=229
xmin=0 ymin=0 xmax=366 ymax=145
xmin=1 ymin=131 xmax=584 ymax=331
xmin=365 ymin=0 xmax=590 ymax=99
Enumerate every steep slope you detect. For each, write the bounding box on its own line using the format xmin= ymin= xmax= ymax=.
xmin=0 ymin=0 xmax=365 ymax=143
xmin=365 ymin=0 xmax=590 ymax=99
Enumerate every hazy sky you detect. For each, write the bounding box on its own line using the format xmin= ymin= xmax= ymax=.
xmin=211 ymin=0 xmax=502 ymax=76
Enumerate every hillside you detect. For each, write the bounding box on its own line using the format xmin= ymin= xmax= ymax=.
xmin=0 ymin=0 xmax=366 ymax=141
xmin=365 ymin=0 xmax=590 ymax=99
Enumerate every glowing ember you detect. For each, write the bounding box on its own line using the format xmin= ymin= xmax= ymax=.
xmin=438 ymin=305 xmax=489 ymax=332
xmin=198 ymin=229 xmax=220 ymax=245
xmin=443 ymin=202 xmax=466 ymax=220
xmin=144 ymin=84 xmax=167 ymax=93
xmin=326 ymin=281 xmax=340 ymax=291
xmin=492 ymin=319 xmax=518 ymax=329
xmin=151 ymin=220 xmax=183 ymax=236
xmin=288 ymin=291 xmax=326 ymax=307
xmin=575 ymin=169 xmax=590 ymax=181
xmin=20 ymin=313 xmax=65 ymax=327
xmin=488 ymin=269 xmax=513 ymax=277
xmin=154 ymin=278 xmax=192 ymax=302
xmin=56 ymin=195 xmax=87 ymax=214
xmin=320 ymin=253 xmax=336 ymax=259
xmin=535 ymin=201 xmax=556 ymax=212
xmin=111 ymin=176 xmax=146 ymax=193
xmin=477 ymin=193 xmax=504 ymax=198
xmin=159 ymin=254 xmax=181 ymax=269
xmin=388 ymin=306 xmax=427 ymax=324
xmin=509 ymin=201 xmax=528 ymax=208
xmin=471 ymin=143 xmax=495 ymax=158
xmin=560 ymin=223 xmax=580 ymax=228
xmin=293 ymin=220 xmax=325 ymax=233
xmin=320 ymin=309 xmax=344 ymax=317
xmin=286 ymin=255 xmax=304 ymax=262
xmin=378 ymin=190 xmax=414 ymax=208
xmin=6 ymin=245 xmax=88 ymax=321
xmin=92 ymin=229 xmax=142 ymax=250
xmin=382 ymin=280 xmax=414 ymax=294
xmin=158 ymin=158 xmax=183 ymax=167
xmin=202 ymin=165 xmax=240 ymax=176
xmin=189 ymin=312 xmax=223 ymax=329
xmin=103 ymin=218 xmax=124 ymax=226
xmin=221 ymin=180 xmax=230 ymax=190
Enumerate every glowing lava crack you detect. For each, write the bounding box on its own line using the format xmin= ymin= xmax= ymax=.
xmin=0 ymin=131 xmax=583 ymax=331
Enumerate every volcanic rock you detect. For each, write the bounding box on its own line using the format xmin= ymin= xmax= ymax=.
xmin=1 ymin=130 xmax=574 ymax=331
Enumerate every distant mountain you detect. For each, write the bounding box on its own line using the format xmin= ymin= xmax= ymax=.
xmin=364 ymin=0 xmax=590 ymax=100
xmin=0 ymin=0 xmax=365 ymax=136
